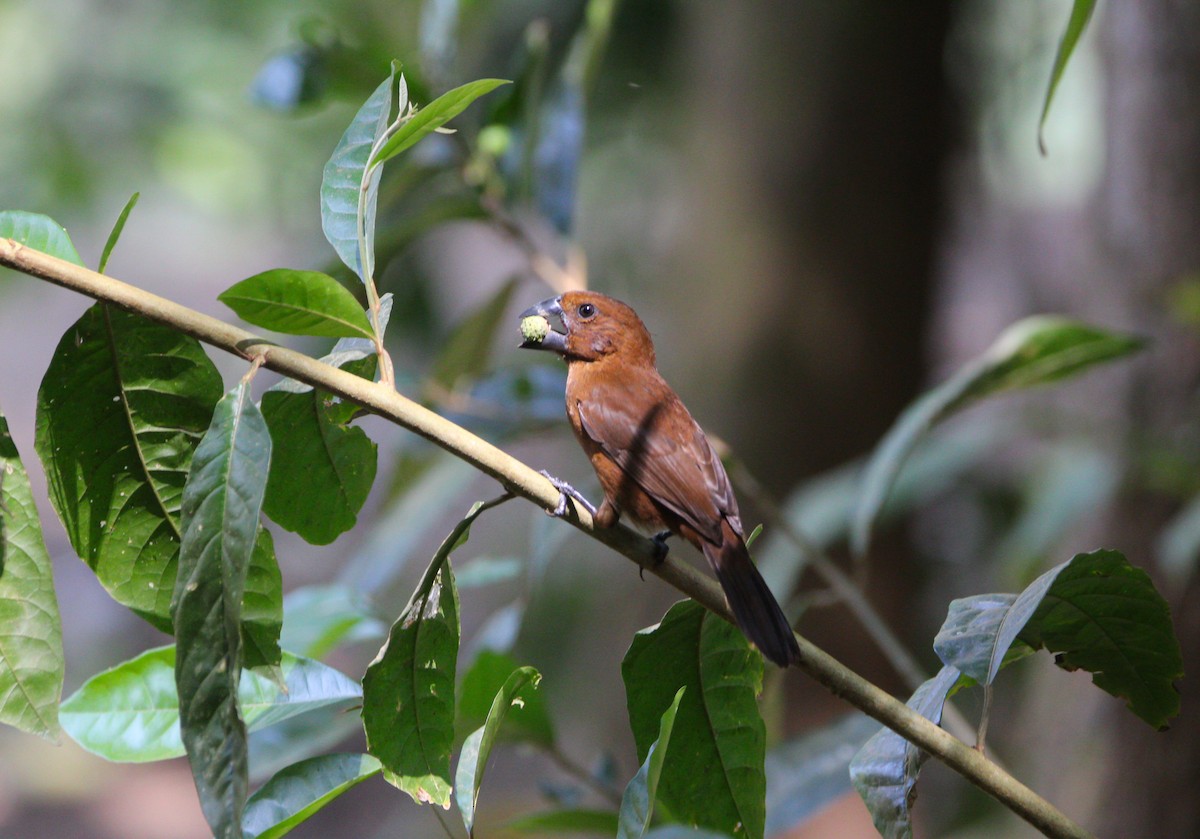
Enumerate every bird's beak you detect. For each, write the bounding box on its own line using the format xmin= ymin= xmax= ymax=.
xmin=518 ymin=296 xmax=568 ymax=354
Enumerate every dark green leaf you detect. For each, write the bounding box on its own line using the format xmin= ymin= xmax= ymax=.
xmin=370 ymin=78 xmax=510 ymax=167
xmin=455 ymin=665 xmax=542 ymax=835
xmin=457 ymin=650 xmax=554 ymax=748
xmin=504 ymin=808 xmax=620 ymax=835
xmin=431 ymin=278 xmax=518 ymax=390
xmin=219 ymin=269 xmax=374 ymax=339
xmin=321 ymin=68 xmax=397 ymax=281
xmin=622 ymin=600 xmax=766 ymax=839
xmin=99 ymin=192 xmax=140 ymax=274
xmin=764 ymin=714 xmax=880 ymax=836
xmin=1038 ymin=0 xmax=1097 ymax=154
xmin=1019 ymin=549 xmax=1183 ymax=729
xmin=260 ymin=382 xmax=377 ymax=546
xmin=242 ymin=753 xmax=382 ymax=839
xmin=35 ymin=304 xmax=223 ymax=630
xmin=242 ymin=528 xmax=283 ymax=672
xmin=173 ymin=380 xmax=272 ymax=839
xmin=0 ymin=410 xmax=64 ymax=739
xmin=850 ymin=665 xmax=961 ymax=839
xmin=279 ymin=584 xmax=384 ymax=660
xmin=618 ymin=686 xmax=685 ymax=839
xmin=61 ymin=646 xmax=362 ymax=763
xmin=361 ymin=500 xmax=494 ymax=807
xmin=0 ymin=210 xmax=84 ymax=266
xmin=852 ymin=317 xmax=1144 ymax=556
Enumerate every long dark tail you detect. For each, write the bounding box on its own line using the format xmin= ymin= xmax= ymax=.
xmin=704 ymin=532 xmax=800 ymax=668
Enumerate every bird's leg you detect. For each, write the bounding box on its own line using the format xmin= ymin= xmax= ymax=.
xmin=538 ymin=470 xmax=597 ymax=518
xmin=640 ymin=530 xmax=672 ymax=581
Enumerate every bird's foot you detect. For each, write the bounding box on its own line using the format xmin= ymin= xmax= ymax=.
xmin=538 ymin=471 xmax=597 ymax=518
xmin=639 ymin=531 xmax=672 ymax=581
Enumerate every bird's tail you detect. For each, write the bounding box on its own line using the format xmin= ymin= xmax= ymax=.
xmin=704 ymin=528 xmax=800 ymax=668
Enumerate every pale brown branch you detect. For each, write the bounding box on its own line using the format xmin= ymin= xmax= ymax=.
xmin=0 ymin=239 xmax=1093 ymax=839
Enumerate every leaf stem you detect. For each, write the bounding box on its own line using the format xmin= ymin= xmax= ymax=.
xmin=355 ymin=78 xmax=412 ymax=391
xmin=977 ymin=681 xmax=993 ymax=754
xmin=0 ymin=240 xmax=1095 ymax=839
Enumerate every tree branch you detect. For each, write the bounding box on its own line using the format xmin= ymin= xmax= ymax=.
xmin=0 ymin=239 xmax=1093 ymax=839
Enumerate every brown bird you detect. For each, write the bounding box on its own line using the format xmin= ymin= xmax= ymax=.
xmin=519 ymin=290 xmax=801 ymax=667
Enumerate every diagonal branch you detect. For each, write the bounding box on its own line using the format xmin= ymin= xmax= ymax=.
xmin=0 ymin=239 xmax=1093 ymax=839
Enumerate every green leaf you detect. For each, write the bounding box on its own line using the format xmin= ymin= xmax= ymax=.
xmin=99 ymin=192 xmax=140 ymax=274
xmin=0 ymin=210 xmax=84 ymax=266
xmin=242 ymin=528 xmax=283 ymax=672
xmin=933 ymin=549 xmax=1183 ymax=729
xmin=852 ymin=316 xmax=1144 ymax=556
xmin=35 ymin=304 xmax=223 ymax=630
xmin=618 ymin=686 xmax=685 ymax=839
xmin=279 ymin=584 xmax=384 ymax=660
xmin=271 ymin=293 xmax=393 ymax=398
xmin=455 ymin=665 xmax=542 ymax=836
xmin=456 ymin=650 xmax=553 ymax=748
xmin=764 ymin=714 xmax=880 ymax=836
xmin=260 ymin=382 xmax=378 ymax=546
xmin=362 ymin=500 xmax=494 ymax=807
xmin=503 ymin=808 xmax=620 ymax=835
xmin=61 ymin=646 xmax=362 ymax=763
xmin=933 ymin=594 xmax=1027 ymax=688
xmin=849 ymin=665 xmax=961 ymax=839
xmin=370 ymin=78 xmax=510 ymax=167
xmin=1038 ymin=0 xmax=1097 ymax=154
xmin=1020 ymin=549 xmax=1183 ymax=729
xmin=622 ymin=600 xmax=766 ymax=839
xmin=219 ymin=269 xmax=374 ymax=339
xmin=431 ymin=278 xmax=518 ymax=390
xmin=321 ymin=68 xmax=397 ymax=281
xmin=242 ymin=753 xmax=382 ymax=839
xmin=173 ymin=380 xmax=272 ymax=839
xmin=0 ymin=410 xmax=65 ymax=740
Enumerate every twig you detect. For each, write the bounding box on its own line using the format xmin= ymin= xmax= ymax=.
xmin=0 ymin=240 xmax=1094 ymax=839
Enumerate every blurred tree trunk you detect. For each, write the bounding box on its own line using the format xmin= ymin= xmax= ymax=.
xmin=681 ymin=1 xmax=952 ymax=488
xmin=674 ymin=2 xmax=953 ymax=719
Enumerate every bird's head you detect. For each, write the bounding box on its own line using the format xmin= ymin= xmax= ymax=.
xmin=518 ymin=291 xmax=656 ymax=365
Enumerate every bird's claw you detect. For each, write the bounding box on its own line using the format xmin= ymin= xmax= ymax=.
xmin=639 ymin=531 xmax=672 ymax=581
xmin=539 ymin=470 xmax=597 ymax=518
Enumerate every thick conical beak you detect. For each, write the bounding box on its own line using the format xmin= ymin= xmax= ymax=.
xmin=518 ymin=297 xmax=568 ymax=353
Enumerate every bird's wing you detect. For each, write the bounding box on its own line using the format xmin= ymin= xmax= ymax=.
xmin=575 ymin=390 xmax=739 ymax=545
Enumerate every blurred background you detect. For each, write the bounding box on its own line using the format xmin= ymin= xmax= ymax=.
xmin=1 ymin=0 xmax=1197 ymax=837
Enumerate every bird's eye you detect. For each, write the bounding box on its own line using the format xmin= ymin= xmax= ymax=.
xmin=577 ymin=303 xmax=596 ymax=319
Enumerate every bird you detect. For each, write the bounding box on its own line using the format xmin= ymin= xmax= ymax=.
xmin=518 ymin=290 xmax=801 ymax=667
